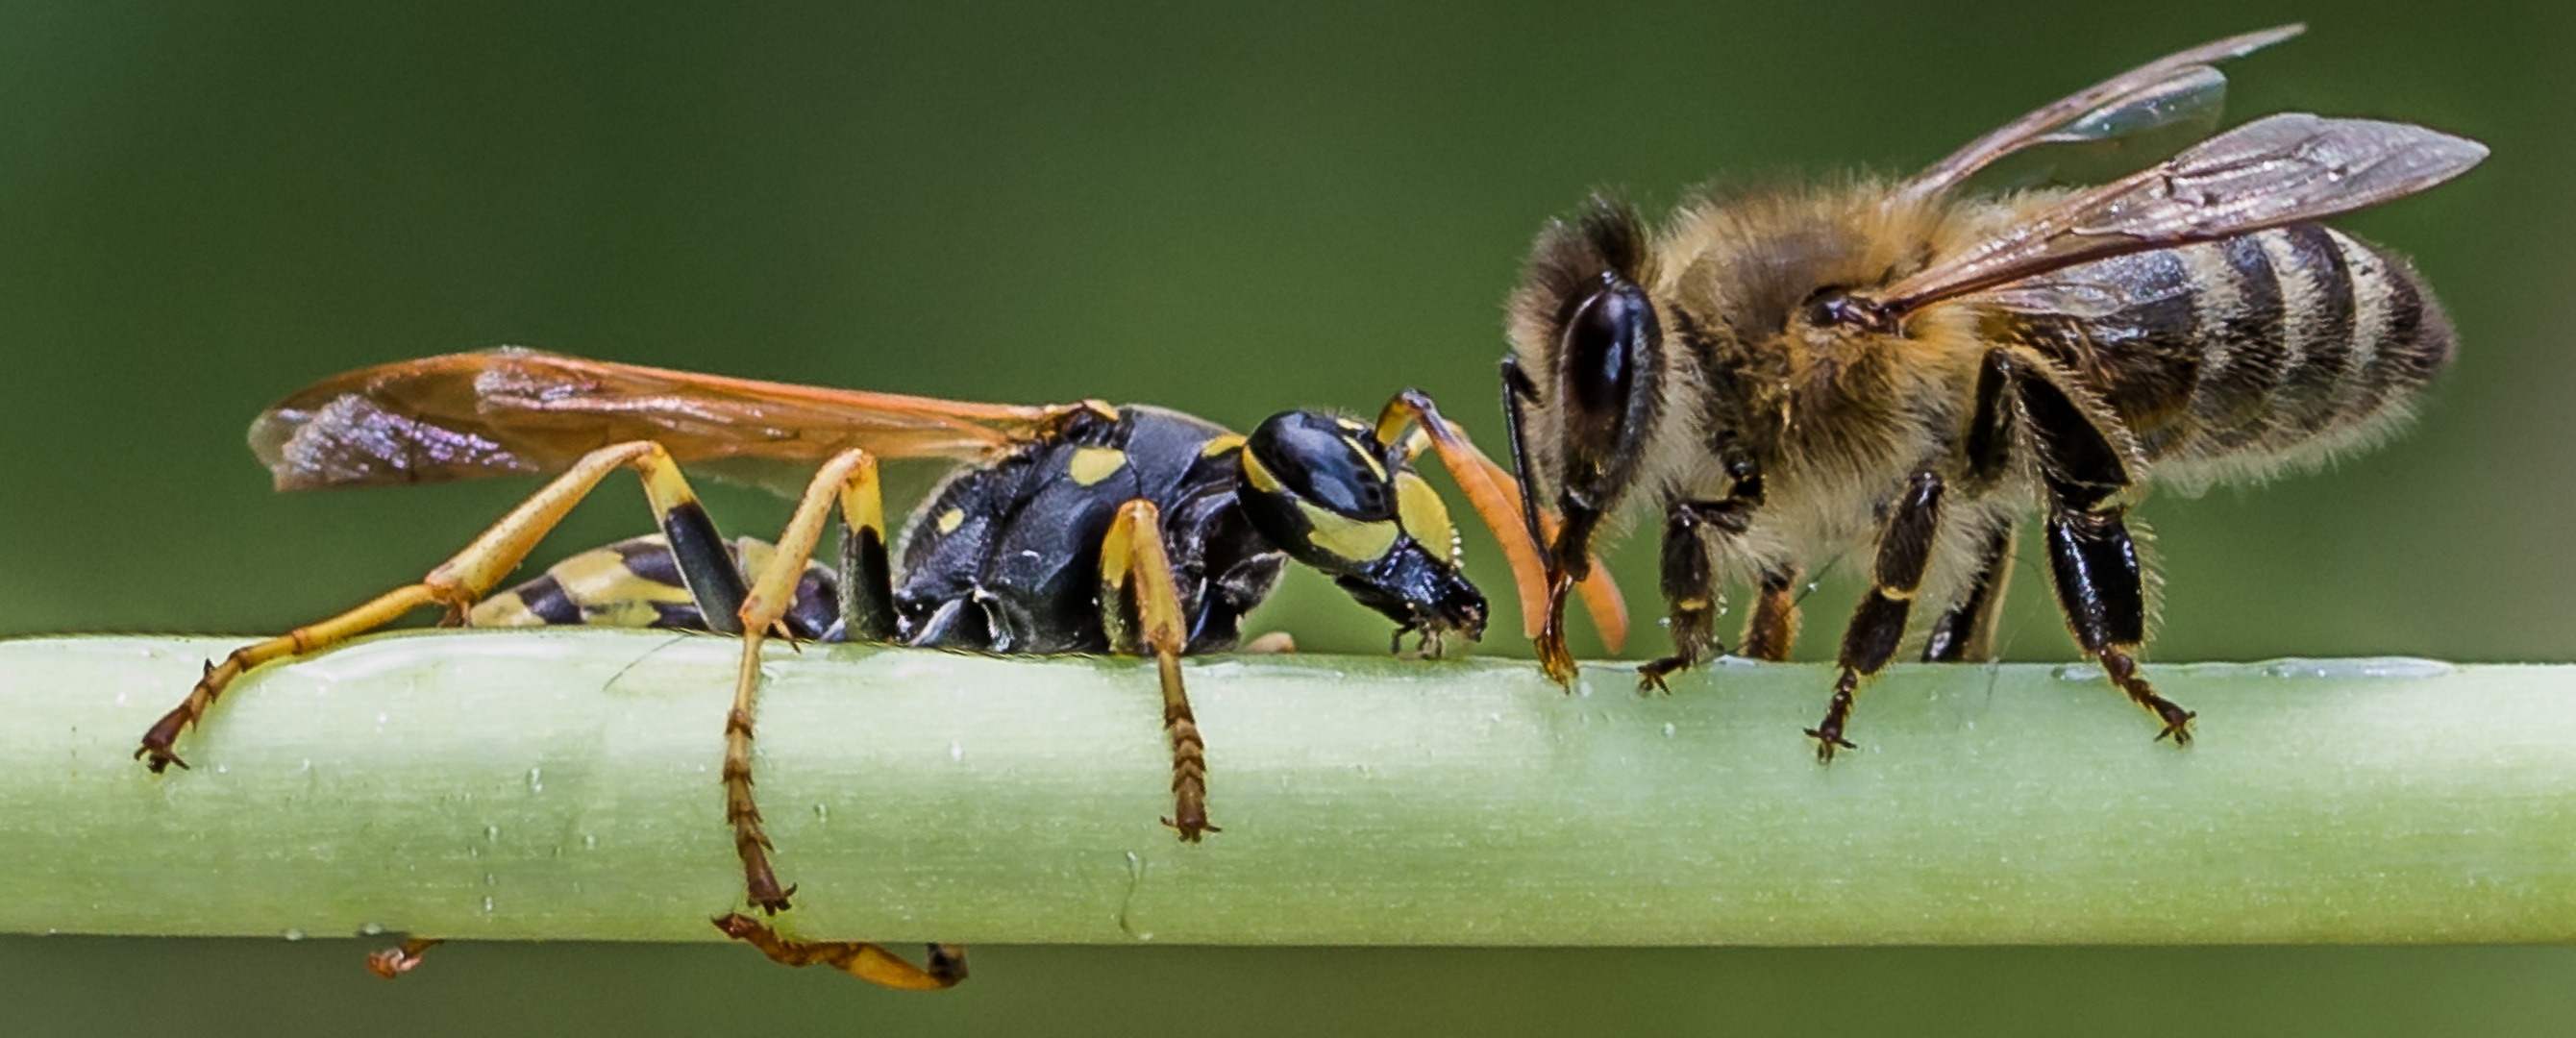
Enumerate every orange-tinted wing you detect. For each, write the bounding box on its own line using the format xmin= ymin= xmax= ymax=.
xmin=249 ymin=347 xmax=1081 ymax=494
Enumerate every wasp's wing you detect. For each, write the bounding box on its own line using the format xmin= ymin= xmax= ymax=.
xmin=249 ymin=348 xmax=1077 ymax=494
xmin=1895 ymin=24 xmax=2304 ymax=207
xmin=1876 ymin=114 xmax=2487 ymax=317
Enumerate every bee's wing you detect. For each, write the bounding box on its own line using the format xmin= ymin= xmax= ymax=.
xmin=249 ymin=347 xmax=1079 ymax=495
xmin=1895 ymin=24 xmax=2304 ymax=207
xmin=1876 ymin=113 xmax=2488 ymax=318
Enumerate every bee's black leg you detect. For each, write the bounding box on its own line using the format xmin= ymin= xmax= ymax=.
xmin=1807 ymin=470 xmax=1945 ymax=761
xmin=723 ymin=449 xmax=884 ymax=914
xmin=1638 ymin=497 xmax=1752 ymax=691
xmin=1099 ymin=499 xmax=1218 ymax=842
xmin=714 ymin=915 xmax=968 ymax=991
xmin=137 ymin=441 xmax=742 ymax=773
xmin=1740 ymin=566 xmax=1802 ymax=663
xmin=1922 ymin=523 xmax=2017 ymax=662
xmin=2017 ymin=364 xmax=2194 ymax=745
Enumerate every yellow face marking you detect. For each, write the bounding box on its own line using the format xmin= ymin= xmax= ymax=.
xmin=1241 ymin=448 xmax=1280 ymax=493
xmin=935 ymin=507 xmax=967 ymax=534
xmin=1342 ymin=434 xmax=1388 ymax=482
xmin=1393 ymin=472 xmax=1457 ymax=563
xmin=1297 ymin=503 xmax=1399 ymax=564
xmin=1069 ymin=446 xmax=1128 ymax=486
xmin=1201 ymin=434 xmax=1246 ymax=457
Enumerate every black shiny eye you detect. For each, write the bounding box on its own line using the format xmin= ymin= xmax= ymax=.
xmin=1242 ymin=410 xmax=1394 ymax=521
xmin=1562 ymin=273 xmax=1647 ymax=425
xmin=1553 ymin=272 xmax=1658 ymax=499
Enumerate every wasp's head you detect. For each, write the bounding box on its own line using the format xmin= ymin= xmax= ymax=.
xmin=1237 ymin=409 xmax=1488 ymax=646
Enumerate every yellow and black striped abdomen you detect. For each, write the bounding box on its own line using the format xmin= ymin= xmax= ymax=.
xmin=2005 ymin=222 xmax=2456 ymax=483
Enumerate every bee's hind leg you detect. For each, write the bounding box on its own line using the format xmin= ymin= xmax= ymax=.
xmin=2016 ymin=364 xmax=2194 ymax=744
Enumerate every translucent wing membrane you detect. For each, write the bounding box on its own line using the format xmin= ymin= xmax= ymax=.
xmin=1896 ymin=24 xmax=2304 ymax=206
xmin=1881 ymin=114 xmax=2489 ymax=316
xmin=249 ymin=348 xmax=1079 ymax=495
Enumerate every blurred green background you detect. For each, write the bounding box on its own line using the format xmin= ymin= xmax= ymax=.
xmin=2 ymin=1 xmax=2568 ymax=1034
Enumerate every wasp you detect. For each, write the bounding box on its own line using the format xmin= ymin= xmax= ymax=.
xmin=1501 ymin=25 xmax=2486 ymax=757
xmin=134 ymin=347 xmax=1623 ymax=985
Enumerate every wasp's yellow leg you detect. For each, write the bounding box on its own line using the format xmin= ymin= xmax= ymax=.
xmin=713 ymin=914 xmax=967 ymax=991
xmin=1372 ymin=390 xmax=1630 ymax=655
xmin=138 ymin=440 xmax=743 ymax=772
xmin=1099 ymin=499 xmax=1216 ymax=842
xmin=722 ymin=448 xmax=882 ymax=913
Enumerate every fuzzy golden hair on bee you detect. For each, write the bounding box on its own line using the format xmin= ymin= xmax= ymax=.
xmin=1498 ymin=25 xmax=2487 ymax=759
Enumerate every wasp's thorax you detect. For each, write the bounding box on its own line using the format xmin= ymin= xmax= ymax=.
xmin=1238 ymin=409 xmax=1488 ymax=642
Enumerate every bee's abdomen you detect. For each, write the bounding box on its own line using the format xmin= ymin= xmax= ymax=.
xmin=2012 ymin=224 xmax=2455 ymax=472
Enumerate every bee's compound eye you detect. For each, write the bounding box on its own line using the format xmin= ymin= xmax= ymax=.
xmin=1553 ymin=273 xmax=1659 ymax=494
xmin=1561 ymin=273 xmax=1647 ymax=423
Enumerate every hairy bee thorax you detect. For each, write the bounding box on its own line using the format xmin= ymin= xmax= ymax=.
xmin=1509 ymin=185 xmax=1998 ymax=529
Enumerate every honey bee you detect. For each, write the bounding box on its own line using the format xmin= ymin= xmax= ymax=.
xmin=1500 ymin=25 xmax=2487 ymax=757
xmin=134 ymin=347 xmax=1622 ymax=985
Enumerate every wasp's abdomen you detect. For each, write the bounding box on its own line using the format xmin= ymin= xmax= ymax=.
xmin=2007 ymin=223 xmax=2455 ymax=474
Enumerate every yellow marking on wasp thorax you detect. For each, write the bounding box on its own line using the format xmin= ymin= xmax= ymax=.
xmin=1200 ymin=434 xmax=1246 ymax=457
xmin=1241 ymin=449 xmax=1281 ymax=493
xmin=935 ymin=507 xmax=967 ymax=534
xmin=1392 ymin=471 xmax=1457 ymax=563
xmin=1298 ymin=502 xmax=1399 ymax=564
xmin=1081 ymin=400 xmax=1121 ymax=421
xmin=1069 ymin=446 xmax=1128 ymax=486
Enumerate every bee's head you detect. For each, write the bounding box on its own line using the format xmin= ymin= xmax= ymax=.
xmin=1505 ymin=195 xmax=1665 ymax=577
xmin=1236 ymin=409 xmax=1488 ymax=644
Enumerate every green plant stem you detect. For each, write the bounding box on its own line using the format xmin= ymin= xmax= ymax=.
xmin=2 ymin=631 xmax=2570 ymax=945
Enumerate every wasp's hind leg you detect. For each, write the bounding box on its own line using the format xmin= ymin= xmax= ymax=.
xmin=137 ymin=441 xmax=746 ymax=772
xmin=2016 ymin=363 xmax=2193 ymax=744
xmin=714 ymin=914 xmax=968 ymax=990
xmin=1807 ymin=470 xmax=1947 ymax=761
xmin=1099 ymin=499 xmax=1217 ymax=842
xmin=720 ymin=448 xmax=889 ymax=913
